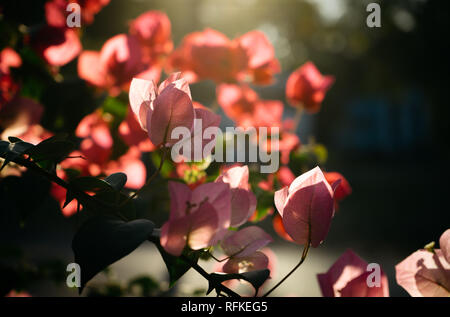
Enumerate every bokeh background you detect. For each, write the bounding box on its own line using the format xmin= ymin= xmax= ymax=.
xmin=1 ymin=0 xmax=449 ymax=297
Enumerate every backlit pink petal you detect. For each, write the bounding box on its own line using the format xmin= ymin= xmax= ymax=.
xmin=149 ymin=82 xmax=195 ymax=146
xmin=395 ymin=249 xmax=450 ymax=297
xmin=274 ymin=186 xmax=289 ymax=217
xmin=168 ymin=181 xmax=192 ymax=220
xmin=188 ymin=201 xmax=220 ymax=250
xmin=221 ymin=226 xmax=272 ymax=257
xmin=191 ymin=182 xmax=231 ymax=241
xmin=0 ymin=97 xmax=43 ymax=139
xmin=317 ymin=249 xmax=369 ymax=297
xmin=439 ymin=229 xmax=450 ymax=263
xmin=77 ymin=51 xmax=106 ymax=87
xmin=160 ymin=217 xmax=190 ymax=256
xmin=129 ymin=77 xmax=157 ymax=131
xmin=216 ymin=165 xmax=256 ymax=227
xmin=340 ymin=271 xmax=388 ymax=297
xmin=222 ymin=251 xmax=269 ymax=274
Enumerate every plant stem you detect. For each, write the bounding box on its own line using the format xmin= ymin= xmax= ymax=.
xmin=121 ymin=146 xmax=168 ymax=206
xmin=262 ymin=240 xmax=311 ymax=297
xmin=292 ymin=106 xmax=304 ymax=133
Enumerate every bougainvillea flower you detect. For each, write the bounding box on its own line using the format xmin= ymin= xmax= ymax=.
xmin=440 ymin=229 xmax=450 ymax=263
xmin=104 ymin=147 xmax=146 ymax=189
xmin=167 ymin=28 xmax=248 ymax=83
xmin=286 ymin=62 xmax=335 ymax=113
xmin=237 ymin=31 xmax=280 ymax=85
xmin=78 ymin=34 xmax=160 ymax=95
xmin=0 ymin=47 xmax=21 ymax=74
xmin=215 ymin=165 xmax=257 ymax=227
xmin=160 ymin=181 xmax=231 ymax=256
xmin=274 ymin=166 xmax=338 ymax=247
xmin=395 ymin=248 xmax=450 ymax=297
xmin=45 ymin=0 xmax=110 ymax=27
xmin=75 ymin=111 xmax=113 ymax=166
xmin=129 ymin=72 xmax=194 ymax=147
xmin=324 ymin=171 xmax=352 ymax=210
xmin=324 ymin=172 xmax=352 ymax=202
xmin=220 ymin=226 xmax=273 ymax=274
xmin=318 ymin=249 xmax=389 ymax=297
xmin=129 ymin=72 xmax=220 ymax=153
xmin=118 ymin=107 xmax=156 ymax=152
xmin=5 ymin=290 xmax=31 ymax=297
xmin=216 ymin=83 xmax=283 ymax=129
xmin=31 ymin=26 xmax=81 ymax=66
xmin=272 ymin=213 xmax=294 ymax=242
xmin=129 ymin=10 xmax=173 ymax=63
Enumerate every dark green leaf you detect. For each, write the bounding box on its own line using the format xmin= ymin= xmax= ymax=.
xmin=8 ymin=136 xmax=22 ymax=143
xmin=26 ymin=134 xmax=76 ymax=163
xmin=104 ymin=173 xmax=127 ymax=191
xmin=208 ymin=269 xmax=270 ymax=296
xmin=70 ymin=176 xmax=114 ymax=193
xmin=0 ymin=141 xmax=9 ymax=156
xmin=155 ymin=243 xmax=202 ymax=288
xmin=72 ymin=216 xmax=154 ymax=292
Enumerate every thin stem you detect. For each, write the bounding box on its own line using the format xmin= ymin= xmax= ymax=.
xmin=180 ymin=254 xmax=240 ymax=298
xmin=262 ymin=236 xmax=311 ymax=297
xmin=121 ymin=146 xmax=168 ymax=206
xmin=292 ymin=106 xmax=304 ymax=133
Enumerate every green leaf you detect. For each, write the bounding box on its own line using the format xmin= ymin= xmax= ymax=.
xmin=72 ymin=216 xmax=154 ymax=292
xmin=208 ymin=269 xmax=270 ymax=296
xmin=104 ymin=173 xmax=127 ymax=191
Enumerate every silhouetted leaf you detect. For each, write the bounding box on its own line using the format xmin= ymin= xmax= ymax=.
xmin=208 ymin=269 xmax=270 ymax=296
xmin=72 ymin=216 xmax=154 ymax=293
xmin=26 ymin=134 xmax=76 ymax=163
xmin=104 ymin=173 xmax=127 ymax=191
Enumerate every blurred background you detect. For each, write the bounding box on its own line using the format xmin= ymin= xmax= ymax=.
xmin=1 ymin=0 xmax=449 ymax=297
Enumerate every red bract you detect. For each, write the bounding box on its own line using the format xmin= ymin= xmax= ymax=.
xmin=286 ymin=62 xmax=334 ymax=113
xmin=396 ymin=248 xmax=450 ymax=297
xmin=274 ymin=166 xmax=338 ymax=247
xmin=78 ymin=34 xmax=160 ymax=95
xmin=160 ymin=181 xmax=232 ymax=256
xmin=318 ymin=249 xmax=389 ymax=297
xmin=216 ymin=83 xmax=283 ymax=129
xmin=237 ymin=31 xmax=280 ymax=85
xmin=215 ymin=165 xmax=257 ymax=227
xmin=129 ymin=10 xmax=173 ymax=63
xmin=324 ymin=171 xmax=352 ymax=210
xmin=167 ymin=28 xmax=247 ymax=83
xmin=104 ymin=147 xmax=146 ymax=189
xmin=75 ymin=111 xmax=113 ymax=166
xmin=220 ymin=226 xmax=273 ymax=274
xmin=45 ymin=0 xmax=110 ymax=27
xmin=31 ymin=26 xmax=81 ymax=66
xmin=118 ymin=107 xmax=156 ymax=152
